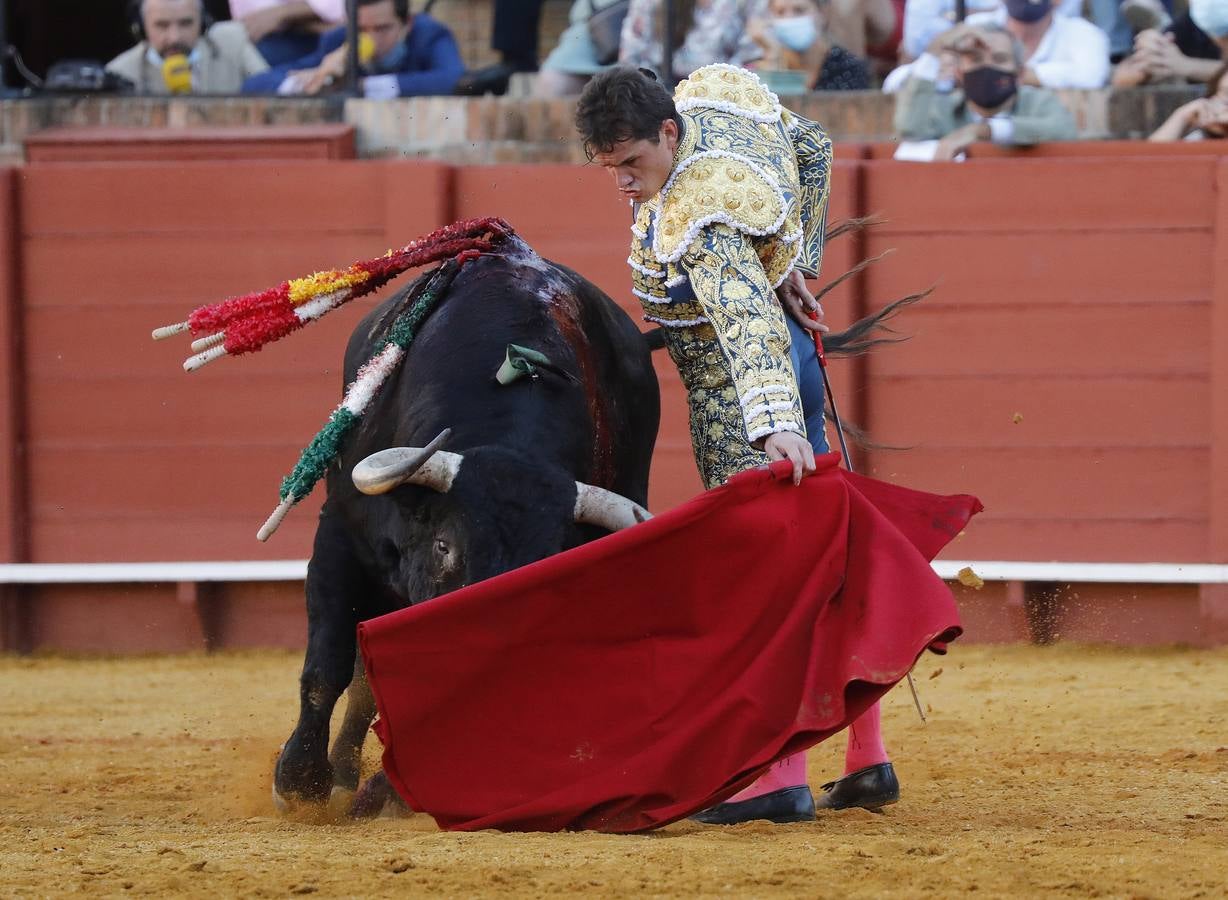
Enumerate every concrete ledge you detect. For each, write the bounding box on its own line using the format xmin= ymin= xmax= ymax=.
xmin=24 ymin=124 xmax=356 ymax=162
xmin=0 ymin=86 xmax=1205 ymax=165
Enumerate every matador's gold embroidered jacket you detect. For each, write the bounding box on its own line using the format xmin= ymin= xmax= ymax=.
xmin=627 ymin=63 xmax=833 ymax=488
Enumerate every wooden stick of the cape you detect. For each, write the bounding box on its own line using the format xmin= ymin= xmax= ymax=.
xmin=809 ymin=312 xmax=928 ymax=725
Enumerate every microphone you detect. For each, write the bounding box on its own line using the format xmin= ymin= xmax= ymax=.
xmin=358 ymin=33 xmax=375 ymax=66
xmin=162 ymin=54 xmax=192 ymax=94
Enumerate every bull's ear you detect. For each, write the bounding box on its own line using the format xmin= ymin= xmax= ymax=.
xmin=495 ymin=344 xmax=577 ymax=385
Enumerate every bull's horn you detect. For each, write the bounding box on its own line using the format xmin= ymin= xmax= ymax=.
xmin=574 ymin=483 xmax=651 ymax=532
xmin=351 ymin=429 xmax=460 ymax=495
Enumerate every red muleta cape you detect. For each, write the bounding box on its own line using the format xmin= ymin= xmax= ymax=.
xmin=358 ymin=453 xmax=982 ymax=833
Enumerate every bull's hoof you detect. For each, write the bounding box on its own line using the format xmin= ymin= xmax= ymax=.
xmin=273 ymin=751 xmax=334 ymax=812
xmin=327 ymin=786 xmax=355 ymax=818
xmin=272 ymin=782 xmax=289 ymax=814
xmin=350 ymin=770 xmax=410 ymax=819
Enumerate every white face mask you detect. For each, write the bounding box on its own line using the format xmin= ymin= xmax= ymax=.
xmin=1191 ymin=0 xmax=1228 ymax=38
xmin=772 ymin=15 xmax=819 ymax=52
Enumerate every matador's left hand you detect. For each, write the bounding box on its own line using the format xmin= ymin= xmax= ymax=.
xmin=776 ymin=270 xmax=829 ymax=333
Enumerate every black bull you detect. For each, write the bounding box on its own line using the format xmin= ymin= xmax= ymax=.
xmin=273 ymin=236 xmax=662 ymax=807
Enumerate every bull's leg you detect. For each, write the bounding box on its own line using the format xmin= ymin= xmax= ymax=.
xmin=327 ymin=651 xmax=377 ymax=793
xmin=274 ymin=513 xmax=367 ymax=808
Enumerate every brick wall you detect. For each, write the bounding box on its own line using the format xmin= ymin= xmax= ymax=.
xmin=428 ymin=0 xmax=573 ymax=71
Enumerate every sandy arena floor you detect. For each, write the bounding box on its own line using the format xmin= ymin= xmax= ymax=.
xmin=1 ymin=643 xmax=1226 ymax=898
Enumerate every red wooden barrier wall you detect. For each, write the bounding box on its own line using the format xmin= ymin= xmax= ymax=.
xmin=17 ymin=160 xmax=448 ymax=562
xmin=1 ymin=146 xmax=1225 ymax=650
xmin=863 ymin=156 xmax=1216 ymax=561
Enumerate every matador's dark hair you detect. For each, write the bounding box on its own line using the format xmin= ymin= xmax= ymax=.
xmin=575 ymin=66 xmax=681 ymax=160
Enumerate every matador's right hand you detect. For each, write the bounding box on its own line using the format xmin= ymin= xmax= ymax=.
xmin=776 ymin=269 xmax=829 ymax=333
xmin=763 ymin=430 xmax=817 ymax=486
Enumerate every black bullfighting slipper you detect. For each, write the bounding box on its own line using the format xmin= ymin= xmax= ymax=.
xmin=815 ymin=762 xmax=900 ymax=811
xmin=690 ymin=785 xmax=816 ymax=825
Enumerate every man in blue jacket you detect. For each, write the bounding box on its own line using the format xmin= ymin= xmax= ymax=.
xmin=242 ymin=0 xmax=463 ymax=98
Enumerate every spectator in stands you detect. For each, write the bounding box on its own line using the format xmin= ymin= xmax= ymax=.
xmin=1113 ymin=0 xmax=1228 ymax=86
xmin=455 ymin=0 xmax=547 ymax=96
xmin=1149 ymin=62 xmax=1228 ymax=138
xmin=858 ymin=0 xmax=906 ymax=78
xmin=491 ymin=0 xmax=546 ymax=74
xmin=229 ymin=0 xmax=346 ymax=67
xmin=815 ymin=0 xmax=899 ymax=75
xmin=533 ymin=0 xmax=627 ymax=97
xmin=107 ymin=0 xmax=269 ymax=93
xmin=1090 ymin=0 xmax=1173 ymax=61
xmin=619 ymin=0 xmax=768 ymax=81
xmin=894 ymin=23 xmax=1077 ymax=158
xmin=241 ymin=0 xmax=463 ymax=97
xmin=899 ymin=0 xmax=1083 ymax=63
xmin=748 ymin=0 xmax=872 ymax=90
xmin=886 ymin=0 xmax=1110 ymax=91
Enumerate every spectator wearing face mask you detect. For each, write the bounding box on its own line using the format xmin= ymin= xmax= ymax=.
xmin=749 ymin=0 xmax=871 ymax=90
xmin=894 ymin=23 xmax=1077 ymax=159
xmin=1114 ymin=0 xmax=1228 ymax=87
xmin=886 ymin=0 xmax=1110 ymax=91
xmin=1149 ymin=62 xmax=1228 ymax=138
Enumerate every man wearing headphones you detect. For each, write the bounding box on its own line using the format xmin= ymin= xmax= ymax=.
xmin=107 ymin=0 xmax=269 ymax=94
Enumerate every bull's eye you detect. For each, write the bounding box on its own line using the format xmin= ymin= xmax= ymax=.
xmin=434 ymin=539 xmax=450 ymax=556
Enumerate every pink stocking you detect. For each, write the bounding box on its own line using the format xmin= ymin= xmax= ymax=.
xmin=727 ymin=751 xmax=808 ymax=802
xmin=844 ymin=701 xmax=889 ymax=774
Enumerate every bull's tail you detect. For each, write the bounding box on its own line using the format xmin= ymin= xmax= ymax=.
xmin=640 ymin=288 xmax=929 ymax=358
xmin=821 ymin=288 xmax=931 ymax=359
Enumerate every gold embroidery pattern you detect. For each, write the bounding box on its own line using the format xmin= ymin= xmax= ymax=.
xmin=660 ymin=325 xmax=772 ymax=490
xmin=682 ymin=224 xmax=803 ymax=465
xmin=630 ymin=202 xmax=710 ymax=325
xmin=652 ymin=108 xmax=804 ymax=288
xmin=786 ymin=111 xmax=833 ymax=276
xmin=621 ymin=75 xmax=835 ymax=486
xmin=653 ymin=154 xmax=784 ymax=263
xmin=674 ymin=64 xmax=783 ymax=123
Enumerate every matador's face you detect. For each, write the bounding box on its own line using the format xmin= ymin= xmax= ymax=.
xmin=590 ymin=119 xmax=681 ymax=204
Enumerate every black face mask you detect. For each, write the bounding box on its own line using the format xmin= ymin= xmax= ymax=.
xmin=962 ymin=66 xmax=1018 ymax=110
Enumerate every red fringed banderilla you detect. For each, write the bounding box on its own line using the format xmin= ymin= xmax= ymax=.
xmin=151 ymin=217 xmax=513 ymax=540
xmin=152 ymin=217 xmax=513 ymax=372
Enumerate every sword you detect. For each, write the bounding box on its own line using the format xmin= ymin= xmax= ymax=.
xmin=808 ymin=311 xmax=927 ymax=725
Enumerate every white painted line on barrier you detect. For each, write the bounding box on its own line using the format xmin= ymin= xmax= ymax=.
xmin=0 ymin=561 xmax=309 ymax=584
xmin=931 ymin=561 xmax=1228 ymax=584
xmin=1 ymin=560 xmax=1228 ymax=585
